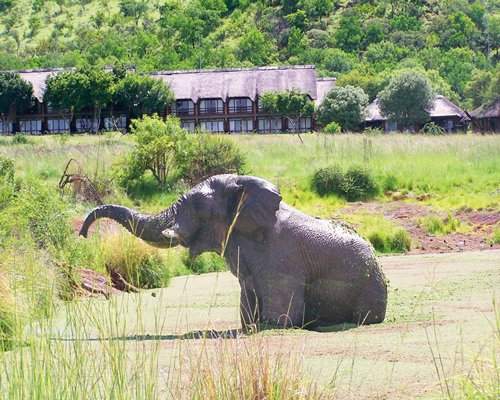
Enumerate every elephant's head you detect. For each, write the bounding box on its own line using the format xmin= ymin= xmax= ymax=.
xmin=79 ymin=175 xmax=282 ymax=258
xmin=163 ymin=174 xmax=282 ymax=258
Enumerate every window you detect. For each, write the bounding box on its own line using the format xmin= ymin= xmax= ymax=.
xmin=258 ymin=117 xmax=282 ymax=133
xmin=0 ymin=121 xmax=4 ymax=135
xmin=386 ymin=121 xmax=397 ymax=132
xmin=76 ymin=117 xmax=98 ymax=133
xmin=104 ymin=116 xmax=127 ymax=131
xmin=181 ymin=120 xmax=196 ymax=132
xmin=229 ymin=118 xmax=253 ymax=133
xmin=200 ymin=99 xmax=223 ymax=115
xmin=200 ymin=119 xmax=224 ymax=133
xmin=228 ymin=98 xmax=252 ymax=114
xmin=172 ymin=100 xmax=195 ymax=116
xmin=19 ymin=119 xmax=42 ymax=134
xmin=297 ymin=117 xmax=312 ymax=133
xmin=47 ymin=118 xmax=70 ymax=134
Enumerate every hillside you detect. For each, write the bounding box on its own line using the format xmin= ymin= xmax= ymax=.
xmin=0 ymin=0 xmax=499 ymax=108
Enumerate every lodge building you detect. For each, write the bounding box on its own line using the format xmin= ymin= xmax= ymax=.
xmin=1 ymin=65 xmax=335 ymax=135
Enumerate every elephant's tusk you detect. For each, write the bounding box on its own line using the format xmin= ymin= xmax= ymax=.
xmin=162 ymin=228 xmax=180 ymax=240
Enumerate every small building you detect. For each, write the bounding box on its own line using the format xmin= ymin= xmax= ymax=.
xmin=365 ymin=95 xmax=469 ymax=133
xmin=470 ymin=99 xmax=500 ymax=133
xmin=2 ymin=65 xmax=335 ymax=135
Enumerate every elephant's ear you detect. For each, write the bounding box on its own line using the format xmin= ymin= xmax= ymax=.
xmin=227 ymin=176 xmax=282 ymax=241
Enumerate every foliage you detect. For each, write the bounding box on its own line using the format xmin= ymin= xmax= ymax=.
xmin=419 ymin=213 xmax=466 ymax=236
xmin=183 ymin=252 xmax=227 ymax=274
xmin=421 ymin=122 xmax=445 ymax=135
xmin=114 ymin=73 xmax=174 ymax=119
xmin=11 ymin=133 xmax=31 ymax=144
xmin=182 ymin=133 xmax=247 ymax=185
xmin=322 ymin=121 xmax=341 ymax=134
xmin=317 ymin=85 xmax=368 ymax=131
xmin=259 ymin=88 xmax=314 ymax=133
xmin=311 ymin=164 xmax=379 ymax=201
xmin=368 ymin=228 xmax=411 ymax=253
xmin=0 ymin=72 xmax=33 ymax=135
xmin=101 ymin=233 xmax=170 ymax=289
xmin=378 ymin=71 xmax=435 ymax=127
xmin=115 ymin=115 xmax=193 ymax=189
xmin=0 ymin=156 xmax=14 ymax=207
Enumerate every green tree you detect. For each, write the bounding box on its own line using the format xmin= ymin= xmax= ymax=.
xmin=378 ymin=71 xmax=435 ymax=128
xmin=116 ymin=115 xmax=193 ymax=188
xmin=114 ymin=73 xmax=174 ymax=121
xmin=0 ymin=72 xmax=33 ymax=135
xmin=317 ymin=85 xmax=369 ymax=131
xmin=260 ymin=88 xmax=315 ymax=139
xmin=465 ymin=69 xmax=493 ymax=109
xmin=44 ymin=70 xmax=87 ymax=130
xmin=237 ymin=28 xmax=275 ymax=65
xmin=119 ymin=0 xmax=149 ymax=26
xmin=334 ymin=14 xmax=362 ymax=53
xmin=84 ymin=67 xmax=115 ymax=133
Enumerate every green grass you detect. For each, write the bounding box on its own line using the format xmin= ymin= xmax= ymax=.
xmin=419 ymin=212 xmax=472 ymax=236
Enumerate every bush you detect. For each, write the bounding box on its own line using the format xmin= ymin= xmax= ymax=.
xmin=101 ymin=234 xmax=171 ymax=289
xmin=182 ymin=133 xmax=247 ymax=185
xmin=183 ymin=252 xmax=227 ymax=274
xmin=419 ymin=212 xmax=461 ymax=235
xmin=368 ymin=228 xmax=411 ymax=253
xmin=311 ymin=164 xmax=379 ymax=201
xmin=323 ymin=121 xmax=342 ymax=134
xmin=0 ymin=156 xmax=15 ymax=207
xmin=421 ymin=121 xmax=445 ymax=135
xmin=311 ymin=165 xmax=344 ymax=196
xmin=11 ymin=133 xmax=32 ymax=145
xmin=343 ymin=166 xmax=379 ymax=201
xmin=115 ymin=115 xmax=194 ymax=189
xmin=0 ymin=271 xmax=15 ymax=351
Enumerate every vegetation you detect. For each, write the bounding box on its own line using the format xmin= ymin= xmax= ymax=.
xmin=0 ymin=0 xmax=498 ymax=109
xmin=378 ymin=70 xmax=435 ymax=128
xmin=115 ymin=115 xmax=193 ymax=189
xmin=317 ymin=85 xmax=369 ymax=131
xmin=311 ymin=164 xmax=379 ymax=201
xmin=181 ymin=132 xmax=247 ymax=185
xmin=260 ymin=88 xmax=315 ymax=134
xmin=0 ymin=72 xmax=33 ymax=135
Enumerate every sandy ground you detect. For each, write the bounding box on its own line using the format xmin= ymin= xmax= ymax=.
xmin=54 ymin=249 xmax=500 ymax=399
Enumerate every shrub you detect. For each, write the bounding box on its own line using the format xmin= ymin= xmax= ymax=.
xmin=0 ymin=271 xmax=16 ymax=351
xmin=115 ymin=115 xmax=194 ymax=189
xmin=312 ymin=165 xmax=379 ymax=201
xmin=419 ymin=212 xmax=462 ymax=235
xmin=11 ymin=133 xmax=32 ymax=145
xmin=0 ymin=156 xmax=15 ymax=207
xmin=101 ymin=233 xmax=171 ymax=289
xmin=490 ymin=226 xmax=500 ymax=244
xmin=363 ymin=127 xmax=384 ymax=136
xmin=183 ymin=252 xmax=227 ymax=274
xmin=323 ymin=121 xmax=342 ymax=134
xmin=343 ymin=166 xmax=379 ymax=201
xmin=421 ymin=121 xmax=445 ymax=135
xmin=368 ymin=228 xmax=411 ymax=253
xmin=182 ymin=133 xmax=247 ymax=185
xmin=311 ymin=165 xmax=344 ymax=196
xmin=382 ymin=174 xmax=399 ymax=192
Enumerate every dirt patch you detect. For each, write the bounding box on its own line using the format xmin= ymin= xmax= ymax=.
xmin=338 ymin=201 xmax=500 ymax=254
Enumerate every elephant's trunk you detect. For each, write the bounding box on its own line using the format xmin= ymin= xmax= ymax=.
xmin=79 ymin=204 xmax=179 ymax=248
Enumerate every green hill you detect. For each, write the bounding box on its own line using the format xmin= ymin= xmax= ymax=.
xmin=0 ymin=0 xmax=499 ymax=108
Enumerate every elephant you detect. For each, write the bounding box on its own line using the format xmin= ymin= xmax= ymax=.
xmin=79 ymin=174 xmax=387 ymax=329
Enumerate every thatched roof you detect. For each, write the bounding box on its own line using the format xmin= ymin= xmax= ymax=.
xmin=14 ymin=66 xmax=334 ymax=105
xmin=365 ymin=95 xmax=468 ymax=121
xmin=471 ymin=99 xmax=500 ymax=118
xmin=149 ymin=66 xmax=322 ymax=103
xmin=316 ymin=78 xmax=336 ymax=105
xmin=16 ymin=68 xmax=71 ymax=102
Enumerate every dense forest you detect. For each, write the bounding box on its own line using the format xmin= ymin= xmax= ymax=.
xmin=0 ymin=0 xmax=499 ymax=109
